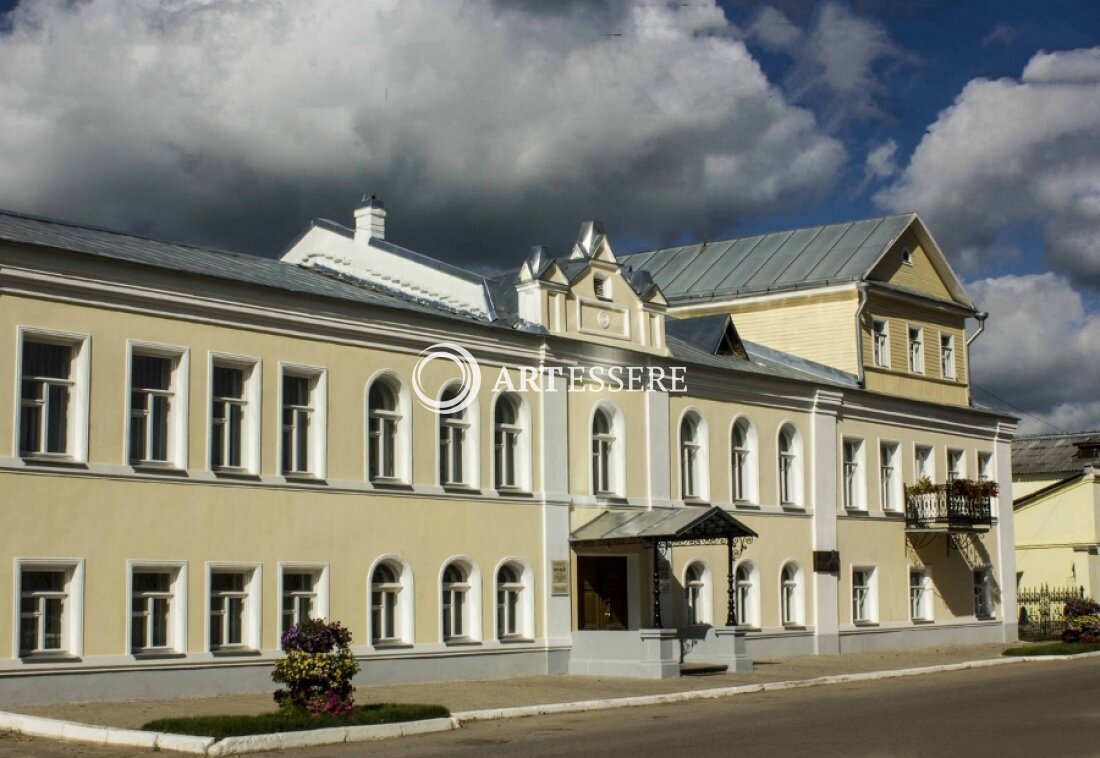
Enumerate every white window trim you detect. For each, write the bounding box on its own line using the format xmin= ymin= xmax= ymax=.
xmin=125 ymin=341 xmax=190 ymax=470
xmin=491 ymin=393 xmax=532 ymax=494
xmin=683 ymin=560 xmax=712 ymax=627
xmin=590 ymin=402 xmax=626 ymax=498
xmin=436 ymin=381 xmax=481 ymax=489
xmin=365 ymin=371 xmax=412 ymax=485
xmin=207 ymin=353 xmax=262 ymax=475
xmin=909 ymin=566 xmax=934 ymax=622
xmin=879 ymin=440 xmax=902 ymax=512
xmin=277 ymin=562 xmax=330 ymax=636
xmin=940 ymin=331 xmax=957 ymax=380
xmin=734 ymin=560 xmax=760 ymax=628
xmin=779 ymin=561 xmax=804 ymax=627
xmin=907 ymin=325 xmax=924 ymax=375
xmin=842 ymin=437 xmax=866 ymax=510
xmin=730 ymin=416 xmax=759 ymax=505
xmin=439 ymin=556 xmax=482 ymax=643
xmin=914 ymin=444 xmax=935 ymax=482
xmin=493 ymin=558 xmax=535 ymax=641
xmin=368 ymin=554 xmax=415 ymax=646
xmin=14 ymin=327 xmax=92 ymax=463
xmin=204 ymin=562 xmax=262 ymax=653
xmin=777 ymin=423 xmax=804 ymax=507
xmin=278 ymin=363 xmax=328 ymax=480
xmin=851 ymin=565 xmax=878 ymax=624
xmin=871 ymin=318 xmax=890 ymax=368
xmin=12 ymin=557 xmax=85 ymax=659
xmin=126 ymin=560 xmax=188 ymax=655
xmin=678 ymin=409 xmax=710 ymax=502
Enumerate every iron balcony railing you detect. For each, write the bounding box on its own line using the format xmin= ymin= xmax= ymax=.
xmin=905 ymin=485 xmax=992 ymax=531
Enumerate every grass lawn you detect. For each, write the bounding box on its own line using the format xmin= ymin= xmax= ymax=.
xmin=142 ymin=703 xmax=450 ymax=739
xmin=1003 ymin=641 xmax=1100 ymax=657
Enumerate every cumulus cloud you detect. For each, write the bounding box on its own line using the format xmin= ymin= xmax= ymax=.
xmin=782 ymin=2 xmax=909 ymax=127
xmin=968 ymin=273 xmax=1100 ymax=434
xmin=746 ymin=6 xmax=801 ymax=51
xmin=982 ymin=22 xmax=1016 ymax=48
xmin=860 ymin=138 xmax=897 ymax=188
xmin=0 ymin=0 xmax=844 ymax=266
xmin=877 ymin=47 xmax=1100 ymax=288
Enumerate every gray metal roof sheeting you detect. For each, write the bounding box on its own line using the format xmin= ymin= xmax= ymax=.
xmin=1013 ymin=433 xmax=1100 ymax=476
xmin=570 ymin=506 xmax=756 ymax=543
xmin=0 ymin=209 xmax=489 ymax=325
xmin=621 ymin=214 xmax=915 ymax=302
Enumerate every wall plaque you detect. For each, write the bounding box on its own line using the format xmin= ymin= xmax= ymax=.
xmin=551 ymin=560 xmax=569 ymax=596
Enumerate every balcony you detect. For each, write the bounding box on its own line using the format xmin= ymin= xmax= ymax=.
xmin=904 ymin=484 xmax=993 ymax=532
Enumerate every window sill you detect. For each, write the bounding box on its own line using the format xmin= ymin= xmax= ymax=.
xmin=210 ymin=647 xmax=261 ymax=657
xmin=682 ymin=497 xmax=709 ymax=506
xmin=370 ymin=478 xmax=413 ymax=491
xmin=443 ymin=638 xmax=482 ymax=647
xmin=781 ymin=624 xmax=807 ymax=631
xmin=132 ymin=650 xmax=187 ymax=660
xmin=497 ymin=636 xmax=534 ymax=644
xmin=281 ymin=474 xmax=326 ymax=485
xmin=442 ymin=484 xmax=481 ymax=495
xmin=131 ymin=462 xmax=187 ymax=476
xmin=213 ymin=468 xmax=260 ymax=481
xmin=370 ymin=641 xmax=414 ymax=651
xmin=911 ymin=618 xmax=935 ymax=625
xmin=20 ymin=454 xmax=87 ymax=469
xmin=594 ymin=493 xmax=628 ymax=504
xmin=20 ymin=652 xmax=80 ymax=663
xmin=494 ymin=487 xmax=532 ymax=498
xmin=780 ymin=504 xmax=808 ymax=513
xmin=853 ymin=621 xmax=879 ymax=628
xmin=975 ymin=614 xmax=996 ymax=621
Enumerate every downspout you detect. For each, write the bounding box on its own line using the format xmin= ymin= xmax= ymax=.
xmin=854 ymin=282 xmax=870 ymax=388
xmin=966 ymin=311 xmax=989 ymax=346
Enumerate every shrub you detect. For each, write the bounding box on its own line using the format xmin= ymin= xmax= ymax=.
xmin=905 ymin=477 xmax=937 ymax=496
xmin=1061 ymin=598 xmax=1100 ymax=643
xmin=272 ymin=619 xmax=360 ymax=717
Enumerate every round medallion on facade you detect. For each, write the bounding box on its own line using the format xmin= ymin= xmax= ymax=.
xmin=598 ymin=312 xmax=611 ymax=329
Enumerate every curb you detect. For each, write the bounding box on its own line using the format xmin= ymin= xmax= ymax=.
xmin=2 ymin=652 xmax=1098 ymax=754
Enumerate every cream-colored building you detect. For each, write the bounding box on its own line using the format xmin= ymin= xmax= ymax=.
xmin=0 ymin=200 xmax=1016 ymax=704
xmin=1013 ymin=434 xmax=1100 ymax=594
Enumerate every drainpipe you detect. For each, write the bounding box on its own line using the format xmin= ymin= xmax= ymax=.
xmin=854 ymin=282 xmax=870 ymax=388
xmin=966 ymin=311 xmax=989 ymax=346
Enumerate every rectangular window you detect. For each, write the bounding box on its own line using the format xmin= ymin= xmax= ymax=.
xmin=209 ymin=570 xmax=253 ymax=651
xmin=18 ymin=330 xmax=90 ymax=461
xmin=852 ymin=567 xmax=876 ymax=624
xmin=880 ymin=442 xmax=899 ymax=511
xmin=908 ymin=326 xmax=924 ymax=374
xmin=915 ymin=445 xmax=934 ymax=481
xmin=131 ymin=571 xmax=173 ymax=653
xmin=843 ymin=439 xmax=863 ymax=509
xmin=19 ymin=570 xmax=67 ymax=655
xmin=947 ymin=449 xmax=965 ymax=481
xmin=973 ymin=569 xmax=993 ymax=618
xmin=130 ymin=349 xmax=187 ymax=467
xmin=280 ymin=368 xmax=326 ymax=478
xmin=977 ymin=452 xmax=993 ymax=482
xmin=909 ymin=568 xmax=932 ymax=621
xmin=211 ymin=364 xmax=248 ymax=471
xmin=281 ymin=572 xmax=318 ymax=634
xmin=871 ymin=319 xmax=889 ymax=368
xmin=940 ymin=333 xmax=956 ymax=379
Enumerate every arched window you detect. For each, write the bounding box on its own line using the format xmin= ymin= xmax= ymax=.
xmin=494 ymin=394 xmax=522 ymax=490
xmin=684 ymin=562 xmax=710 ymax=625
xmin=780 ymin=562 xmax=803 ymax=626
xmin=731 ymin=417 xmax=757 ymax=503
xmin=441 ymin=562 xmax=471 ymax=641
xmin=778 ymin=425 xmax=802 ymax=506
xmin=592 ymin=407 xmax=616 ymax=496
xmin=680 ymin=413 xmax=707 ymax=500
xmin=439 ymin=385 xmax=471 ymax=486
xmin=367 ymin=378 xmax=402 ymax=482
xmin=735 ymin=562 xmax=759 ymax=627
xmin=370 ymin=563 xmax=402 ymax=644
xmin=496 ymin=564 xmax=524 ymax=639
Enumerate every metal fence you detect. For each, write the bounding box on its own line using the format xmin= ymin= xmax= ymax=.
xmin=1017 ymin=584 xmax=1086 ymax=641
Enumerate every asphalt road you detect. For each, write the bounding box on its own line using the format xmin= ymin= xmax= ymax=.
xmin=3 ymin=658 xmax=1099 ymax=757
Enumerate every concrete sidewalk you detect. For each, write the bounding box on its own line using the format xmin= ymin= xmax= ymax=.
xmin=9 ymin=643 xmax=1012 ymax=730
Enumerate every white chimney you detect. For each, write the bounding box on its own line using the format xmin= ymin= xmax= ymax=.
xmin=354 ymin=194 xmax=386 ymax=242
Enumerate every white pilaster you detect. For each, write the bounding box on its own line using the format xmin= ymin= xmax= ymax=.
xmin=540 ymin=368 xmax=573 ymax=650
xmin=646 ymin=388 xmax=671 ymax=509
xmin=811 ymin=389 xmax=843 ymax=654
xmin=994 ymin=420 xmax=1019 ymax=642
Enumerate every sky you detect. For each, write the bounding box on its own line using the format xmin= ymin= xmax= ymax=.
xmin=0 ymin=0 xmax=1098 ymax=434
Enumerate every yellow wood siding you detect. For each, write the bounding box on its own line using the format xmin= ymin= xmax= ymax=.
xmin=869 ymin=229 xmax=954 ymax=302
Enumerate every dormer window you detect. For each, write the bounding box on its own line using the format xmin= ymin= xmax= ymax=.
xmin=593 ymin=275 xmax=610 ymax=301
xmin=901 ymin=248 xmax=913 ymax=266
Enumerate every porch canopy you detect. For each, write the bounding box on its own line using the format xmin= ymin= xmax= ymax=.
xmin=570 ymin=506 xmax=757 ymax=628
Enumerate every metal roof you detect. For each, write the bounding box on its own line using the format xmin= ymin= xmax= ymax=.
xmin=619 ymin=214 xmax=916 ymax=302
xmin=0 ymin=209 xmax=491 ymax=326
xmin=570 ymin=506 xmax=756 ymax=543
xmin=1013 ymin=432 xmax=1100 ymax=476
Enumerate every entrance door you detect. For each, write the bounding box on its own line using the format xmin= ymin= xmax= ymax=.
xmin=577 ymin=556 xmax=629 ymax=630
